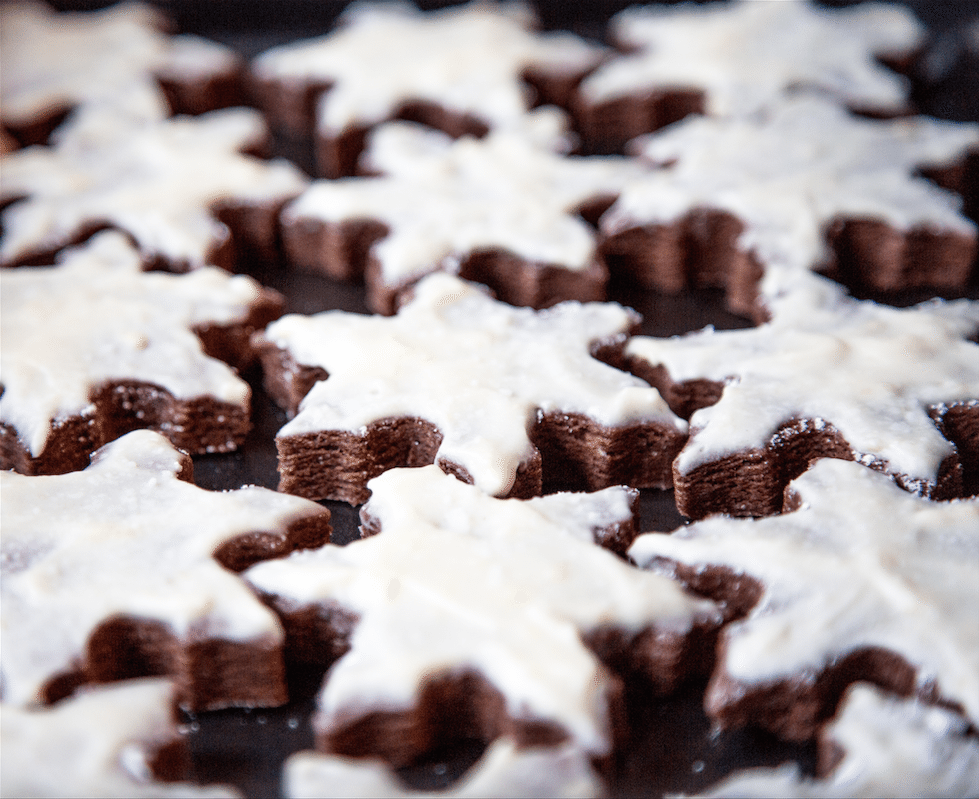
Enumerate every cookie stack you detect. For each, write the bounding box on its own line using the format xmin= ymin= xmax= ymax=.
xmin=2 ymin=2 xmax=977 ymax=797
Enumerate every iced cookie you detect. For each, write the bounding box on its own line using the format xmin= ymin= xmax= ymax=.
xmin=576 ymin=0 xmax=925 ymax=151
xmin=623 ymin=282 xmax=979 ymax=518
xmin=284 ymin=738 xmax=601 ymax=799
xmin=629 ymin=458 xmax=979 ymax=740
xmin=250 ymin=1 xmax=605 ymax=176
xmin=245 ymin=465 xmax=721 ymax=772
xmin=0 ymin=106 xmax=308 ymax=270
xmin=598 ymin=96 xmax=978 ymax=319
xmin=694 ymin=683 xmax=979 ymax=798
xmin=0 ymin=679 xmax=240 ymax=798
xmin=281 ymin=119 xmax=643 ymax=313
xmin=0 ymin=1 xmax=243 ymax=147
xmin=255 ymin=272 xmax=687 ymax=504
xmin=0 ymin=430 xmax=332 ymax=710
xmin=0 ymin=232 xmax=284 ymax=475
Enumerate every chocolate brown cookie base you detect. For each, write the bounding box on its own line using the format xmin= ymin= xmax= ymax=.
xmin=260 ymin=346 xmax=685 ymax=505
xmin=255 ymin=499 xmax=720 ymax=780
xmin=600 ymin=207 xmax=978 ymax=322
xmin=649 ymin=559 xmax=969 ymax=743
xmin=1 ymin=297 xmax=284 ymax=476
xmin=253 ymin=67 xmax=596 ymax=178
xmin=36 ymin=453 xmax=332 ymax=713
xmin=283 ymin=212 xmax=611 ymax=315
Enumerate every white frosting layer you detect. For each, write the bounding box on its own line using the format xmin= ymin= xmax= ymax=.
xmin=0 ymin=1 xmax=239 ymax=142
xmin=284 ymin=737 xmax=601 ymax=799
xmin=0 ymin=430 xmax=327 ymax=707
xmin=626 ymin=286 xmax=979 ymax=485
xmin=580 ymin=0 xmax=924 ymax=116
xmin=246 ymin=465 xmax=719 ymax=757
xmin=0 ymin=232 xmax=262 ymax=457
xmin=601 ymin=96 xmax=979 ymax=304
xmin=252 ymin=1 xmax=604 ymax=135
xmin=285 ymin=119 xmax=643 ymax=285
xmin=695 ymin=684 xmax=979 ymax=798
xmin=630 ymin=459 xmax=979 ymax=727
xmin=0 ymin=107 xmax=308 ymax=268
xmin=266 ymin=272 xmax=684 ymax=497
xmin=0 ymin=679 xmax=240 ymax=798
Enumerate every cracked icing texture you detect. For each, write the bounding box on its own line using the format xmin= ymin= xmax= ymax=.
xmin=0 ymin=106 xmax=308 ymax=269
xmin=626 ymin=284 xmax=979 ymax=490
xmin=601 ymin=96 xmax=978 ymax=304
xmin=630 ymin=459 xmax=979 ymax=729
xmin=0 ymin=1 xmax=240 ymax=142
xmin=0 ymin=679 xmax=240 ymax=798
xmin=695 ymin=684 xmax=979 ymax=798
xmin=0 ymin=430 xmax=330 ymax=708
xmin=246 ymin=465 xmax=719 ymax=759
xmin=0 ymin=232 xmax=263 ymax=458
xmin=579 ymin=0 xmax=924 ymax=117
xmin=252 ymin=1 xmax=604 ymax=136
xmin=284 ymin=737 xmax=601 ymax=799
xmin=262 ymin=272 xmax=685 ymax=497
xmin=284 ymin=119 xmax=642 ymax=289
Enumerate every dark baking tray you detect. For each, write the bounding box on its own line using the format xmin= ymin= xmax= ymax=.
xmin=44 ymin=1 xmax=979 ymax=796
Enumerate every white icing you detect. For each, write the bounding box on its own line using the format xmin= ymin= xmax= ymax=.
xmin=284 ymin=119 xmax=643 ymax=286
xmin=0 ymin=1 xmax=239 ymax=142
xmin=284 ymin=737 xmax=601 ymax=799
xmin=600 ymin=96 xmax=979 ymax=304
xmin=252 ymin=1 xmax=604 ymax=135
xmin=693 ymin=684 xmax=979 ymax=798
xmin=629 ymin=459 xmax=979 ymax=727
xmin=264 ymin=272 xmax=684 ymax=497
xmin=246 ymin=465 xmax=719 ymax=758
xmin=626 ymin=287 xmax=979 ymax=485
xmin=0 ymin=107 xmax=308 ymax=268
xmin=0 ymin=231 xmax=263 ymax=457
xmin=579 ymin=0 xmax=924 ymax=116
xmin=0 ymin=679 xmax=240 ymax=798
xmin=0 ymin=430 xmax=328 ymax=707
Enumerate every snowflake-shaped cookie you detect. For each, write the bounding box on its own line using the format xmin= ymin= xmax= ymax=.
xmin=251 ymin=1 xmax=605 ymax=175
xmin=0 ymin=231 xmax=283 ymax=474
xmin=625 ymin=284 xmax=979 ymax=518
xmin=630 ymin=458 xmax=979 ymax=740
xmin=0 ymin=106 xmax=308 ymax=270
xmin=0 ymin=430 xmax=332 ymax=710
xmin=246 ymin=464 xmax=720 ymax=766
xmin=282 ymin=120 xmax=643 ymax=313
xmin=694 ymin=684 xmax=979 ymax=798
xmin=284 ymin=737 xmax=601 ymax=799
xmin=599 ymin=96 xmax=978 ymax=317
xmin=256 ymin=272 xmax=686 ymax=504
xmin=0 ymin=679 xmax=239 ymax=798
xmin=576 ymin=0 xmax=925 ymax=148
xmin=0 ymin=1 xmax=242 ymax=146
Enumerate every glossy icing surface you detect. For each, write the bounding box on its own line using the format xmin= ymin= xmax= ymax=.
xmin=0 ymin=679 xmax=240 ymax=798
xmin=626 ymin=281 xmax=979 ymax=486
xmin=0 ymin=107 xmax=308 ymax=268
xmin=630 ymin=459 xmax=979 ymax=727
xmin=0 ymin=431 xmax=327 ymax=707
xmin=694 ymin=683 xmax=979 ymax=798
xmin=601 ymin=96 xmax=978 ymax=304
xmin=253 ymin=1 xmax=604 ymax=135
xmin=265 ymin=273 xmax=684 ymax=497
xmin=580 ymin=0 xmax=924 ymax=116
xmin=0 ymin=1 xmax=239 ymax=141
xmin=246 ymin=465 xmax=719 ymax=758
xmin=0 ymin=232 xmax=261 ymax=457
xmin=286 ymin=118 xmax=642 ymax=285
